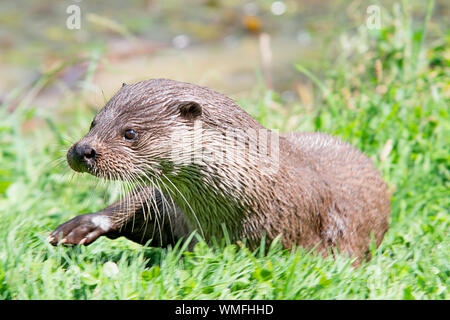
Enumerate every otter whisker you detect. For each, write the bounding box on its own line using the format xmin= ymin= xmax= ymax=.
xmin=152 ymin=177 xmax=176 ymax=245
xmin=160 ymin=171 xmax=205 ymax=239
xmin=138 ymin=178 xmax=160 ymax=246
xmin=119 ymin=172 xmax=135 ymax=231
xmin=134 ymin=171 xmax=165 ymax=246
xmin=144 ymin=177 xmax=169 ymax=247
xmin=68 ymin=172 xmax=77 ymax=184
xmin=126 ymin=175 xmax=138 ymax=234
xmin=48 ymin=153 xmax=69 ymax=170
xmin=124 ymin=173 xmax=142 ymax=236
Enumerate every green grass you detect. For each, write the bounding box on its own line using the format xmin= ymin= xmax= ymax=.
xmin=0 ymin=3 xmax=448 ymax=299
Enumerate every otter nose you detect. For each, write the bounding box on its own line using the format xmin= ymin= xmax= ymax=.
xmin=67 ymin=143 xmax=97 ymax=173
xmin=75 ymin=143 xmax=96 ymax=160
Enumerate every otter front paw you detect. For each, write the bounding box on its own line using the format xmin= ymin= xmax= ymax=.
xmin=48 ymin=213 xmax=112 ymax=246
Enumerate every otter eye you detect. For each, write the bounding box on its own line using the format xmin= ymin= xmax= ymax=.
xmin=124 ymin=129 xmax=137 ymax=141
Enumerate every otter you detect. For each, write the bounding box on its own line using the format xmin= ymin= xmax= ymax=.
xmin=48 ymin=79 xmax=390 ymax=264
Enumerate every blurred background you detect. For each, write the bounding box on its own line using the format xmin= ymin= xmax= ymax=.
xmin=0 ymin=0 xmax=448 ymax=119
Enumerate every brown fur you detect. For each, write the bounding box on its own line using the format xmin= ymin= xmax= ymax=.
xmin=50 ymin=79 xmax=390 ymax=264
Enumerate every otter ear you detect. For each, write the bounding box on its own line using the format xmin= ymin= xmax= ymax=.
xmin=179 ymin=101 xmax=202 ymax=120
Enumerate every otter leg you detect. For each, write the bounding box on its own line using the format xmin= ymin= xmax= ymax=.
xmin=48 ymin=187 xmax=190 ymax=247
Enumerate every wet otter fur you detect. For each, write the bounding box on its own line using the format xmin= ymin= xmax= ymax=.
xmin=49 ymin=79 xmax=390 ymax=264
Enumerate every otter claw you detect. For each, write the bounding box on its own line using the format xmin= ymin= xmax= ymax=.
xmin=49 ymin=212 xmax=110 ymax=246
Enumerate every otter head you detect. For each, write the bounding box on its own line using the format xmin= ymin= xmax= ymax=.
xmin=67 ymin=79 xmax=262 ymax=184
